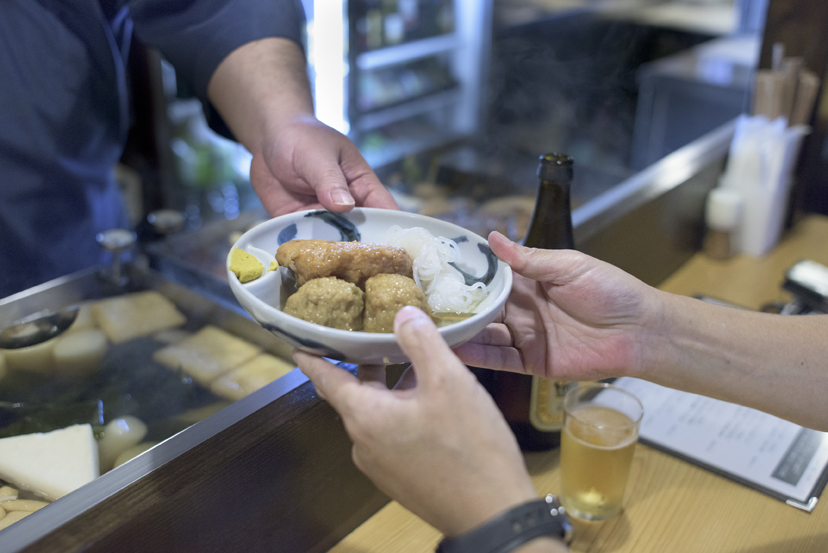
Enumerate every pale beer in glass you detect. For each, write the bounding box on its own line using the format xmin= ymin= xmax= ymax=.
xmin=559 ymin=383 xmax=643 ymax=520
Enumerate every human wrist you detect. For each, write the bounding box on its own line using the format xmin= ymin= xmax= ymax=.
xmin=248 ymin=102 xmax=316 ymax=162
xmin=512 ymin=537 xmax=570 ymax=553
xmin=436 ymin=495 xmax=572 ymax=553
xmin=634 ymin=288 xmax=680 ymax=382
xmin=636 ymin=290 xmax=730 ymax=387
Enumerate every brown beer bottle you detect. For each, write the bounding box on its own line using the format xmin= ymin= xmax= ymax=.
xmin=486 ymin=153 xmax=575 ymax=451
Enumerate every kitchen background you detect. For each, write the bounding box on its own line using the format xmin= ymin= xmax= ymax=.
xmin=118 ymin=0 xmax=827 ymax=284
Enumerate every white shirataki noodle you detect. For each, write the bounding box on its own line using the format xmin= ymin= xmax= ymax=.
xmin=385 ymin=225 xmax=488 ymax=313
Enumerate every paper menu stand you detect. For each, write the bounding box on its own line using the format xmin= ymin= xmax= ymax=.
xmin=721 ymin=51 xmax=821 ymax=258
xmin=611 ymin=377 xmax=828 ymax=512
xmin=718 ymin=115 xmax=809 ymax=257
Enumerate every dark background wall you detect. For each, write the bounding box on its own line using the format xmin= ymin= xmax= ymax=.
xmin=761 ymin=0 xmax=828 ymax=217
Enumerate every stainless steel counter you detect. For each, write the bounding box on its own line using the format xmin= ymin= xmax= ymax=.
xmin=0 ymin=265 xmax=387 ymax=553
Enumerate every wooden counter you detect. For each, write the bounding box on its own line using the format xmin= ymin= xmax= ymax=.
xmin=331 ymin=215 xmax=828 ymax=553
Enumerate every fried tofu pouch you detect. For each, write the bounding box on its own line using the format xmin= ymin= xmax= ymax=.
xmin=92 ymin=291 xmax=186 ymax=344
xmin=153 ymin=325 xmax=261 ymax=386
xmin=211 ymin=353 xmax=294 ymax=401
xmin=275 ymin=239 xmax=413 ymax=289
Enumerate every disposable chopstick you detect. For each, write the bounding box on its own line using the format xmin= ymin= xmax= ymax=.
xmin=790 ymin=70 xmax=820 ymax=126
xmin=752 ymin=70 xmax=786 ymax=119
xmin=779 ymin=57 xmax=803 ymax=121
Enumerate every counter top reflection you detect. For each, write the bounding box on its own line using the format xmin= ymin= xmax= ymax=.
xmin=331 ymin=214 xmax=828 ymax=553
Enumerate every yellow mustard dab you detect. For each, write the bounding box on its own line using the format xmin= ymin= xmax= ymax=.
xmin=229 ymin=248 xmax=264 ymax=283
xmin=268 ymin=261 xmax=279 ymax=272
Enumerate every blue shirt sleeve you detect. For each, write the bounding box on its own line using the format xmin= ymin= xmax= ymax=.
xmin=127 ymin=0 xmax=306 ymax=138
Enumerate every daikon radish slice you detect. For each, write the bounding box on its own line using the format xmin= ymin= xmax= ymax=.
xmin=52 ymin=329 xmax=108 ymax=378
xmin=98 ymin=417 xmax=148 ymax=472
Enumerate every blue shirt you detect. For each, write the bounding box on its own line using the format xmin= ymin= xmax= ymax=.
xmin=0 ymin=0 xmax=303 ymax=297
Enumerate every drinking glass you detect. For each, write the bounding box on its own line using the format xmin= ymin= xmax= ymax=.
xmin=559 ymin=382 xmax=643 ymax=521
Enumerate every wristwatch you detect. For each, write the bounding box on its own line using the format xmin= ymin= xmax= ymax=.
xmin=436 ymin=494 xmax=573 ymax=553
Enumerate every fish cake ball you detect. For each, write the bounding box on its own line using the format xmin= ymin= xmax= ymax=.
xmin=284 ymin=277 xmax=365 ymax=331
xmin=364 ymin=274 xmax=430 ymax=333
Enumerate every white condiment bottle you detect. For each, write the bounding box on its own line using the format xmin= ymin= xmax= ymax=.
xmin=704 ymin=187 xmax=744 ymax=260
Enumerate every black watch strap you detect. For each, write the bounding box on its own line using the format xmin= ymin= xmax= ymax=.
xmin=436 ymin=495 xmax=573 ymax=553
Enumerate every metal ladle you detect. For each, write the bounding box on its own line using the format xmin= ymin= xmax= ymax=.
xmin=0 ymin=306 xmax=79 ymax=349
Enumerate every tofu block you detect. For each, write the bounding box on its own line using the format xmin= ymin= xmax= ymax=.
xmin=0 ymin=424 xmax=99 ymax=501
xmin=211 ymin=353 xmax=294 ymax=401
xmin=153 ymin=325 xmax=261 ymax=386
xmin=92 ymin=291 xmax=187 ymax=344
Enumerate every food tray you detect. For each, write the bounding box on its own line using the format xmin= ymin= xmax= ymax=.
xmin=0 ymin=265 xmax=387 ymax=553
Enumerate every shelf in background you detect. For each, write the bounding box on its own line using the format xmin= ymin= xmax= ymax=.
xmin=355 ymin=88 xmax=461 ymax=132
xmin=356 ymin=34 xmax=460 ymax=71
xmin=495 ymin=1 xmax=736 ymax=36
xmin=360 ymin=130 xmax=465 ymax=169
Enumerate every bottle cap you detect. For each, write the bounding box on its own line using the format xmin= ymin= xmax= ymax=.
xmin=706 ymin=188 xmax=743 ymax=231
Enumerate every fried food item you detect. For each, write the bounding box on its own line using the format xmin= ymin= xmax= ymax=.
xmin=211 ymin=353 xmax=295 ymax=401
xmin=284 ymin=277 xmax=365 ymax=330
xmin=276 ymin=239 xmax=413 ymax=289
xmin=92 ymin=291 xmax=186 ymax=344
xmin=153 ymin=325 xmax=262 ymax=386
xmin=363 ymin=274 xmax=430 ymax=333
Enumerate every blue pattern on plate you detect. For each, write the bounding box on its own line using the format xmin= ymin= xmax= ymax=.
xmin=448 ymin=243 xmax=499 ymax=286
xmin=262 ymin=322 xmax=346 ymax=361
xmin=277 ymin=224 xmax=298 ymax=245
xmin=305 ymin=210 xmax=361 ymax=242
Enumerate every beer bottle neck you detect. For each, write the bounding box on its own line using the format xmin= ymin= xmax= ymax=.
xmin=524 ymin=176 xmax=574 ymax=250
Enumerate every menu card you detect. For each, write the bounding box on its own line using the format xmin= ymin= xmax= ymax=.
xmin=612 ymin=377 xmax=828 ymax=511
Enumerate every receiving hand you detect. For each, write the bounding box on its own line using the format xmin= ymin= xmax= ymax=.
xmin=454 ymin=231 xmax=662 ymax=382
xmin=250 ymin=116 xmax=398 ymax=216
xmin=294 ymin=306 xmax=538 ymax=538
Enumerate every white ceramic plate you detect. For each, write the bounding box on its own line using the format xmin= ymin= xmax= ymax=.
xmin=227 ymin=208 xmax=512 ymax=364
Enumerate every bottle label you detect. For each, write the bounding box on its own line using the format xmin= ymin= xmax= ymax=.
xmin=529 ymin=377 xmax=570 ymax=431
